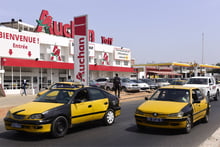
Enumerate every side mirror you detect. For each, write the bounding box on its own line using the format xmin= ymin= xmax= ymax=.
xmin=145 ymin=96 xmax=149 ymax=100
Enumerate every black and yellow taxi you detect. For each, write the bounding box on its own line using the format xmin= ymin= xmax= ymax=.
xmin=135 ymin=86 xmax=210 ymax=133
xmin=4 ymin=86 xmax=120 ymax=137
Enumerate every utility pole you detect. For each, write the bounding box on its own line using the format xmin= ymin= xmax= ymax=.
xmin=202 ymin=32 xmax=204 ymax=64
xmin=201 ymin=32 xmax=206 ymax=76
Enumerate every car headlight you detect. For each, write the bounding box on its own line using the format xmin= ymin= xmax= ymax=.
xmin=168 ymin=111 xmax=184 ymax=118
xmin=135 ymin=109 xmax=145 ymax=115
xmin=5 ymin=111 xmax=11 ymax=118
xmin=29 ymin=113 xmax=43 ymax=119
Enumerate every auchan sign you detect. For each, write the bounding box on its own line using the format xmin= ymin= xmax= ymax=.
xmin=36 ymin=10 xmax=95 ymax=42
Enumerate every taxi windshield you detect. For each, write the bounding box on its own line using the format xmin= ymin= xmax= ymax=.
xmin=150 ymin=89 xmax=190 ymax=103
xmin=34 ymin=89 xmax=75 ymax=104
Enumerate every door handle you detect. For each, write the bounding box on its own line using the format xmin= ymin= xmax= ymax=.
xmin=88 ymin=105 xmax=92 ymax=108
xmin=104 ymin=102 xmax=108 ymax=105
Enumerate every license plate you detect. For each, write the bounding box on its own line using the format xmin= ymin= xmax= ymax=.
xmin=147 ymin=117 xmax=163 ymax=122
xmin=11 ymin=123 xmax=22 ymax=128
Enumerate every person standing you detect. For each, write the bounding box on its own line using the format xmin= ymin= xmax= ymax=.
xmin=21 ymin=79 xmax=27 ymax=96
xmin=113 ymin=73 xmax=121 ymax=98
xmin=67 ymin=75 xmax=73 ymax=82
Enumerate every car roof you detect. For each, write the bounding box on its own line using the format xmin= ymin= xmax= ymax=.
xmin=190 ymin=77 xmax=210 ymax=79
xmin=53 ymin=85 xmax=90 ymax=90
xmin=56 ymin=82 xmax=81 ymax=85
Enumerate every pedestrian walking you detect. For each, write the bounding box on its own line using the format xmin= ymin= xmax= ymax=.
xmin=67 ymin=75 xmax=73 ymax=82
xmin=21 ymin=79 xmax=27 ymax=96
xmin=113 ymin=73 xmax=121 ymax=98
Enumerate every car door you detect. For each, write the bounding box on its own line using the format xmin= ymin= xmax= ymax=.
xmin=87 ymin=88 xmax=109 ymax=121
xmin=192 ymin=89 xmax=201 ymax=122
xmin=70 ymin=89 xmax=94 ymax=125
xmin=209 ymin=78 xmax=216 ymax=96
xmin=192 ymin=89 xmax=206 ymax=122
xmin=195 ymin=89 xmax=207 ymax=119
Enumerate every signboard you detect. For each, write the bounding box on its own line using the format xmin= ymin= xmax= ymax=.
xmin=70 ymin=41 xmax=94 ymax=57
xmin=114 ymin=47 xmax=131 ymax=61
xmin=36 ymin=10 xmax=95 ymax=42
xmin=74 ymin=15 xmax=89 ymax=86
xmin=0 ymin=27 xmax=40 ymax=59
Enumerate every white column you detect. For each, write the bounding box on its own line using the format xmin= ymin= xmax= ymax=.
xmin=11 ymin=66 xmax=13 ymax=90
xmin=20 ymin=67 xmax=21 ymax=89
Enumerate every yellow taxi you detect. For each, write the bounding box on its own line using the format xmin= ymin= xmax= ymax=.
xmin=37 ymin=82 xmax=83 ymax=97
xmin=135 ymin=86 xmax=210 ymax=133
xmin=4 ymin=86 xmax=121 ymax=137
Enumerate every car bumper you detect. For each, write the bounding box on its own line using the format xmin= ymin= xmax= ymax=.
xmin=4 ymin=118 xmax=52 ymax=133
xmin=135 ymin=115 xmax=187 ymax=129
xmin=139 ymin=87 xmax=150 ymax=91
xmin=126 ymin=87 xmax=139 ymax=91
xmin=149 ymin=86 xmax=158 ymax=89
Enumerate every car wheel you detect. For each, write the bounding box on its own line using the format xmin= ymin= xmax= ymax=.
xmin=106 ymin=87 xmax=110 ymax=91
xmin=202 ymin=111 xmax=209 ymax=123
xmin=103 ymin=109 xmax=115 ymax=126
xmin=122 ymin=87 xmax=127 ymax=92
xmin=207 ymin=92 xmax=211 ymax=102
xmin=214 ymin=91 xmax=219 ymax=101
xmin=184 ymin=116 xmax=192 ymax=133
xmin=51 ymin=116 xmax=69 ymax=138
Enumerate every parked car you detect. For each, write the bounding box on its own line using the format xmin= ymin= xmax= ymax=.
xmin=121 ymin=78 xmax=139 ymax=92
xmin=166 ymin=78 xmax=181 ymax=84
xmin=89 ymin=80 xmax=100 ymax=88
xmin=153 ymin=78 xmax=170 ymax=88
xmin=4 ymin=86 xmax=121 ymax=138
xmin=140 ymin=79 xmax=159 ymax=89
xmin=170 ymin=80 xmax=187 ymax=86
xmin=105 ymin=78 xmax=114 ymax=91
xmin=135 ymin=86 xmax=210 ymax=133
xmin=95 ymin=77 xmax=109 ymax=89
xmin=130 ymin=79 xmax=150 ymax=92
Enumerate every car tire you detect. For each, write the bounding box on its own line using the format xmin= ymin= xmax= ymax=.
xmin=184 ymin=116 xmax=192 ymax=134
xmin=51 ymin=116 xmax=69 ymax=138
xmin=122 ymin=87 xmax=127 ymax=92
xmin=202 ymin=111 xmax=209 ymax=123
xmin=207 ymin=92 xmax=211 ymax=102
xmin=103 ymin=109 xmax=115 ymax=126
xmin=106 ymin=87 xmax=110 ymax=91
xmin=214 ymin=91 xmax=219 ymax=101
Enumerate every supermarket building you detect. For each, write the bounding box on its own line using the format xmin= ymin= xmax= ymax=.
xmin=0 ymin=10 xmax=134 ymax=95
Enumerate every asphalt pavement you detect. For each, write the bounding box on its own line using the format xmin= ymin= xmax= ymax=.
xmin=0 ymin=91 xmax=220 ymax=146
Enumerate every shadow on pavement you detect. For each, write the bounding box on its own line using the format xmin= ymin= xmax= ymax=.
xmin=0 ymin=120 xmax=106 ymax=141
xmin=126 ymin=124 xmax=184 ymax=136
xmin=0 ymin=130 xmax=50 ymax=141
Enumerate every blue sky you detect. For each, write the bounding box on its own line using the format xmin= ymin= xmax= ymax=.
xmin=1 ymin=0 xmax=220 ymax=65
